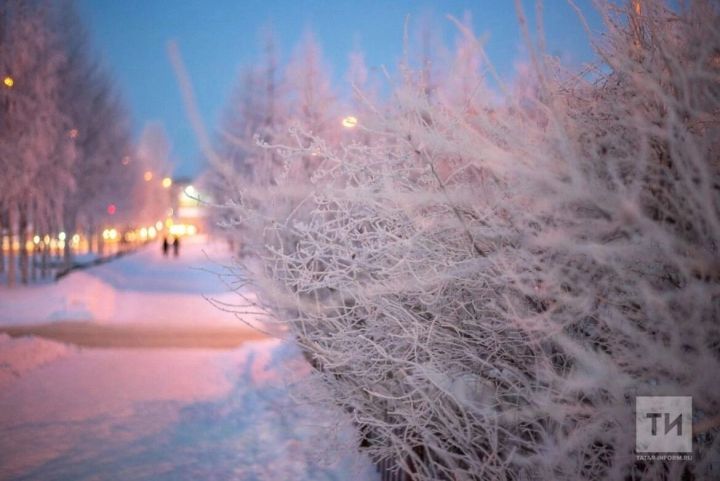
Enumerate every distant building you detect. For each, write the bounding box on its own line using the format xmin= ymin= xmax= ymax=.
xmin=168 ymin=176 xmax=211 ymax=236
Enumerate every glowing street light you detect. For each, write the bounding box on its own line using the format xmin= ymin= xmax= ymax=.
xmin=102 ymin=228 xmax=118 ymax=241
xmin=3 ymin=76 xmax=14 ymax=88
xmin=184 ymin=184 xmax=197 ymax=198
xmin=144 ymin=170 xmax=153 ymax=182
xmin=162 ymin=177 xmax=172 ymax=189
xmin=341 ymin=115 xmax=358 ymax=128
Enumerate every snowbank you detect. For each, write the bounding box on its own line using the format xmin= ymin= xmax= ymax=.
xmin=0 ymin=333 xmax=74 ymax=389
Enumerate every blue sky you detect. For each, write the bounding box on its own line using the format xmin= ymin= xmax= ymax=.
xmin=77 ymin=0 xmax=603 ymax=178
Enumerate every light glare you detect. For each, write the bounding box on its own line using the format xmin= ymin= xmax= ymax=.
xmin=341 ymin=115 xmax=358 ymax=128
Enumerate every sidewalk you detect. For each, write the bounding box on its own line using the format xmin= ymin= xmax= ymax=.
xmin=0 ymin=235 xmax=259 ymax=329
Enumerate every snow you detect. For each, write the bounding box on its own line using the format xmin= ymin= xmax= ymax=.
xmin=0 ymin=235 xmax=254 ymax=328
xmin=0 ymin=333 xmax=74 ymax=390
xmin=0 ymin=236 xmax=378 ymax=480
xmin=0 ymin=338 xmax=377 ymax=480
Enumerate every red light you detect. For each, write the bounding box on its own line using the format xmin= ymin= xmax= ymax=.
xmin=107 ymin=204 xmax=116 ymax=215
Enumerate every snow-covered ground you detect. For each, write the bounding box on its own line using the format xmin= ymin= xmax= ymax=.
xmin=0 ymin=333 xmax=73 ymax=390
xmin=0 ymin=236 xmax=378 ymax=480
xmin=0 ymin=236 xmax=250 ymax=327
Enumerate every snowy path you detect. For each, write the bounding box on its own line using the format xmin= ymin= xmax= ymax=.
xmin=0 ymin=236 xmax=253 ymax=327
xmin=0 ymin=237 xmax=378 ymax=480
xmin=0 ymin=340 xmax=376 ymax=481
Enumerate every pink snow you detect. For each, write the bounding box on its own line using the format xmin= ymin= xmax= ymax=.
xmin=0 ymin=235 xmax=259 ymax=328
xmin=0 ymin=236 xmax=378 ymax=480
xmin=0 ymin=338 xmax=377 ymax=480
xmin=0 ymin=333 xmax=74 ymax=389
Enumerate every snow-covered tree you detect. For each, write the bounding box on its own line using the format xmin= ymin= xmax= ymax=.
xmin=208 ymin=30 xmax=286 ymax=254
xmin=0 ymin=0 xmax=139 ymax=283
xmin=285 ymin=31 xmax=338 ymax=140
xmin=0 ymin=0 xmax=73 ymax=285
xmin=133 ymin=122 xmax=173 ymax=228
xmin=437 ymin=13 xmax=492 ymax=116
xmin=54 ymin=1 xmax=136 ymax=265
xmin=282 ymin=30 xmax=340 ymax=180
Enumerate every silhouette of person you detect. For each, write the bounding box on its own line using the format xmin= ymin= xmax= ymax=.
xmin=162 ymin=237 xmax=169 ymax=256
xmin=173 ymin=237 xmax=180 ymax=257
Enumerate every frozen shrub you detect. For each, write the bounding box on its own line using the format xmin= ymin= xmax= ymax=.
xmin=220 ymin=1 xmax=720 ymax=479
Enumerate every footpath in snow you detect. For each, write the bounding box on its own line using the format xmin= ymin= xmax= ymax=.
xmin=0 ymin=235 xmax=252 ymax=327
xmin=0 ymin=236 xmax=378 ymax=480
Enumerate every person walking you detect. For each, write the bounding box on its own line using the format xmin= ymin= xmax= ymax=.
xmin=162 ymin=237 xmax=169 ymax=257
xmin=172 ymin=237 xmax=180 ymax=257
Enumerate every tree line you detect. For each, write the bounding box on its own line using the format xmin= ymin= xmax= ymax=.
xmin=0 ymin=0 xmax=155 ymax=286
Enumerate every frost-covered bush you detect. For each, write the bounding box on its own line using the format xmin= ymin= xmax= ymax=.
xmin=222 ymin=1 xmax=720 ymax=479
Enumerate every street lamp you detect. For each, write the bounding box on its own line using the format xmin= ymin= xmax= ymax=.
xmin=342 ymin=115 xmax=358 ymax=128
xmin=144 ymin=171 xmax=153 ymax=182
xmin=3 ymin=76 xmax=13 ymax=88
xmin=184 ymin=184 xmax=197 ymax=197
xmin=162 ymin=177 xmax=172 ymax=188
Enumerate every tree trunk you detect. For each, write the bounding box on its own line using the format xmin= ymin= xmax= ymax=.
xmin=7 ymin=208 xmax=15 ymax=287
xmin=19 ymin=209 xmax=29 ymax=284
xmin=63 ymin=230 xmax=73 ymax=270
xmin=30 ymin=209 xmax=38 ymax=282
xmin=41 ymin=242 xmax=48 ymax=279
xmin=31 ymin=243 xmax=37 ymax=281
xmin=0 ymin=209 xmax=5 ymax=274
xmin=88 ymin=217 xmax=96 ymax=255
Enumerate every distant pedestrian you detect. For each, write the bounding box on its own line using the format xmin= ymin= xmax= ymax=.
xmin=173 ymin=237 xmax=180 ymax=257
xmin=162 ymin=237 xmax=169 ymax=256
